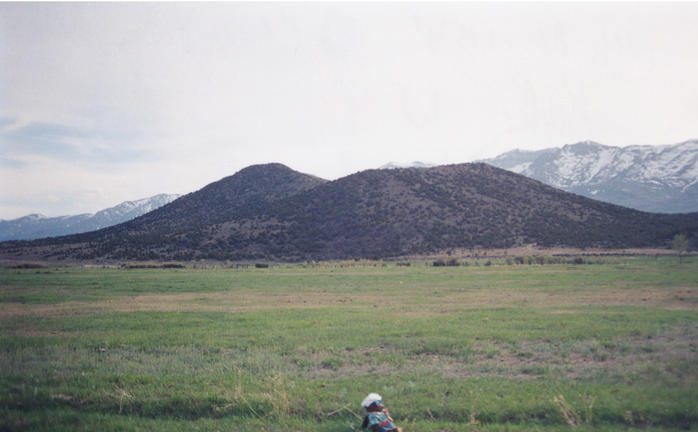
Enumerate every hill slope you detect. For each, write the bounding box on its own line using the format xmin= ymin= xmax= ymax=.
xmin=202 ymin=163 xmax=696 ymax=260
xmin=1 ymin=163 xmax=695 ymax=262
xmin=112 ymin=162 xmax=328 ymax=235
xmin=482 ymin=140 xmax=698 ymax=213
xmin=0 ymin=194 xmax=179 ymax=241
xmin=0 ymin=163 xmax=328 ymax=260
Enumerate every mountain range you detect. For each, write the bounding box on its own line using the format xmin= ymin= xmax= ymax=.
xmin=4 ymin=139 xmax=695 ymax=245
xmin=481 ymin=140 xmax=698 ymax=213
xmin=0 ymin=194 xmax=179 ymax=241
xmin=1 ymin=163 xmax=695 ymax=262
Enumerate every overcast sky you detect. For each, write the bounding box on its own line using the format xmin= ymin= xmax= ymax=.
xmin=1 ymin=2 xmax=697 ymax=219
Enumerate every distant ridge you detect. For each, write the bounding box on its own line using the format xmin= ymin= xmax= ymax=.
xmin=379 ymin=161 xmax=435 ymax=170
xmin=1 ymin=162 xmax=695 ymax=262
xmin=0 ymin=194 xmax=179 ymax=241
xmin=482 ymin=140 xmax=698 ymax=213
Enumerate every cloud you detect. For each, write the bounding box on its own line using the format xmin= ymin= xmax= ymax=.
xmin=0 ymin=117 xmax=16 ymax=130
xmin=1 ymin=2 xmax=697 ymax=218
xmin=0 ymin=156 xmax=27 ymax=169
xmin=1 ymin=120 xmax=157 ymax=166
xmin=3 ymin=122 xmax=86 ymax=157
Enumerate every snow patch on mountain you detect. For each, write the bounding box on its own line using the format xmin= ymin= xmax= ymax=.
xmin=482 ymin=140 xmax=698 ymax=213
xmin=0 ymin=193 xmax=180 ymax=241
xmin=380 ymin=161 xmax=435 ymax=170
xmin=508 ymin=162 xmax=532 ymax=174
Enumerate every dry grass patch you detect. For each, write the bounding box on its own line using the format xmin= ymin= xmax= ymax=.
xmin=299 ymin=328 xmax=698 ymax=381
xmin=0 ymin=290 xmax=373 ymax=318
xmin=397 ymin=286 xmax=697 ymax=318
xmin=2 ymin=283 xmax=694 ymax=319
xmin=2 ymin=328 xmax=75 ymax=338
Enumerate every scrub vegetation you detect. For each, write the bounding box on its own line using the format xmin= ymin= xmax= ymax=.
xmin=3 ymin=163 xmax=697 ymax=262
xmin=1 ymin=256 xmax=696 ymax=431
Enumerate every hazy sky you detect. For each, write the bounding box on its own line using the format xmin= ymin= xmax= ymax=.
xmin=1 ymin=2 xmax=697 ymax=219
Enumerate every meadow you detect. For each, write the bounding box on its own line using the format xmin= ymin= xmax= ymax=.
xmin=0 ymin=256 xmax=696 ymax=431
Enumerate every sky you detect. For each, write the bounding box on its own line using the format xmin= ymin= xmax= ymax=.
xmin=1 ymin=2 xmax=697 ymax=219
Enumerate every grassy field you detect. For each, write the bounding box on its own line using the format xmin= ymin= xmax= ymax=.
xmin=1 ymin=257 xmax=696 ymax=431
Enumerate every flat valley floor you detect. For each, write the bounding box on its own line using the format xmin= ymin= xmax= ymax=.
xmin=1 ymin=257 xmax=696 ymax=431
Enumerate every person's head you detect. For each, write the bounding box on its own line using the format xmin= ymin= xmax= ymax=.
xmin=366 ymin=401 xmax=383 ymax=412
xmin=361 ymin=393 xmax=384 ymax=411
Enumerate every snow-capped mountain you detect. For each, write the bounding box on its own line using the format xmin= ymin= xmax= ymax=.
xmin=0 ymin=193 xmax=180 ymax=241
xmin=482 ymin=140 xmax=698 ymax=213
xmin=380 ymin=161 xmax=435 ymax=169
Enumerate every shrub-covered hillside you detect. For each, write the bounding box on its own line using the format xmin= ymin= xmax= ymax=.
xmin=1 ymin=163 xmax=696 ymax=261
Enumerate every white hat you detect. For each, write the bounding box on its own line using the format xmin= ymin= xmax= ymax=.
xmin=361 ymin=393 xmax=383 ymax=409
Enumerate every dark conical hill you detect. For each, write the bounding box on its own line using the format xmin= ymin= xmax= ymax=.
xmin=120 ymin=162 xmax=327 ymax=232
xmin=1 ymin=163 xmax=696 ymax=261
xmin=0 ymin=163 xmax=327 ymax=260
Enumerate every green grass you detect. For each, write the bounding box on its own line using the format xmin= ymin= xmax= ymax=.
xmin=1 ymin=256 xmax=697 ymax=431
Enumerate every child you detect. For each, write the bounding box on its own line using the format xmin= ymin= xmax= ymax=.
xmin=361 ymin=393 xmax=402 ymax=432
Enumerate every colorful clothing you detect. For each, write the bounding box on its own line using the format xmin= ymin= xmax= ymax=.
xmin=363 ymin=409 xmax=397 ymax=432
